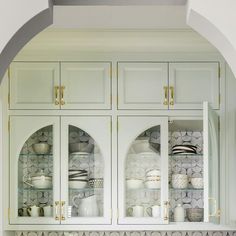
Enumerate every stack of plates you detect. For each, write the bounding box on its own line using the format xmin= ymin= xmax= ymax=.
xmin=68 ymin=169 xmax=88 ymax=189
xmin=172 ymin=144 xmax=197 ymax=155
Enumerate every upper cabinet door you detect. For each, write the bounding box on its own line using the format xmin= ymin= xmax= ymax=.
xmin=60 ymin=116 xmax=111 ymax=224
xmin=10 ymin=116 xmax=60 ymax=225
xmin=118 ymin=63 xmax=168 ymax=109
xmin=118 ymin=116 xmax=169 ymax=225
xmin=169 ymin=62 xmax=220 ymax=110
xmin=10 ymin=62 xmax=60 ymax=109
xmin=61 ymin=62 xmax=111 ymax=109
xmin=203 ymin=102 xmax=220 ymax=224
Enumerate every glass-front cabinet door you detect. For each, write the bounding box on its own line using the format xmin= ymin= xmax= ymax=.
xmin=118 ymin=116 xmax=169 ymax=224
xmin=60 ymin=116 xmax=112 ymax=224
xmin=10 ymin=116 xmax=60 ymax=224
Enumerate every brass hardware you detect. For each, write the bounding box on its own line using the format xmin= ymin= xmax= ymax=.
xmin=8 ymin=117 xmax=10 ymax=132
xmin=163 ymin=201 xmax=169 ymax=221
xmin=60 ymin=86 xmax=65 ymax=105
xmin=54 ymin=86 xmax=60 ymax=105
xmin=163 ymin=86 xmax=168 ymax=105
xmin=169 ymin=86 xmax=174 ymax=106
xmin=8 ymin=208 xmax=10 ymax=223
xmin=8 ymin=68 xmax=10 ymax=79
xmin=61 ymin=201 xmax=66 ymax=220
xmin=55 ymin=201 xmax=60 ymax=220
xmin=209 ymin=197 xmax=217 ymax=217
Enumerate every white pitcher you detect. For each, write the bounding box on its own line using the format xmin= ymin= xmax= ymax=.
xmin=72 ymin=195 xmax=99 ymax=217
xmin=146 ymin=205 xmax=161 ymax=218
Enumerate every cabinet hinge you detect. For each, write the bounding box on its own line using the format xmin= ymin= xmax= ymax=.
xmin=216 ymin=209 xmax=221 ymax=218
xmin=8 ymin=208 xmax=10 ymax=222
xmin=8 ymin=93 xmax=10 ymax=106
xmin=218 ymin=66 xmax=221 ymax=79
xmin=8 ymin=67 xmax=10 ymax=79
xmin=8 ymin=118 xmax=10 ymax=132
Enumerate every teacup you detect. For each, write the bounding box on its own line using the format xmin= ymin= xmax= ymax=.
xmin=128 ymin=205 xmax=144 ymax=217
xmin=43 ymin=205 xmax=53 ymax=217
xmin=27 ymin=205 xmax=42 ymax=217
xmin=18 ymin=207 xmax=29 ymax=217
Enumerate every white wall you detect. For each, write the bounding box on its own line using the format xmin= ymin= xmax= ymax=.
xmin=187 ymin=0 xmax=236 ymax=77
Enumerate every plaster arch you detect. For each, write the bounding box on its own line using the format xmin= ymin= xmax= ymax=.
xmin=0 ymin=0 xmax=53 ymax=80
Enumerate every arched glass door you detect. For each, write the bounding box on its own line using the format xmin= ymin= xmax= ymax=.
xmin=118 ymin=116 xmax=169 ymax=225
xmin=10 ymin=116 xmax=60 ymax=225
xmin=60 ymin=116 xmax=111 ymax=225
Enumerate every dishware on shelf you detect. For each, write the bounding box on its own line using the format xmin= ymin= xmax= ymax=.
xmin=146 ymin=169 xmax=161 ymax=177
xmin=69 ymin=179 xmax=88 ymax=189
xmin=23 ymin=170 xmax=52 ymax=189
xmin=186 ymin=208 xmax=203 ymax=222
xmin=172 ymin=144 xmax=197 ymax=155
xmin=88 ymin=178 xmax=103 ymax=188
xmin=128 ymin=205 xmax=144 ymax=217
xmin=32 ymin=142 xmax=51 ymax=154
xmin=190 ymin=177 xmax=203 ymax=189
xmin=27 ymin=205 xmax=42 ymax=217
xmin=174 ymin=204 xmax=185 ymax=222
xmin=18 ymin=207 xmax=29 ymax=216
xmin=72 ymin=194 xmax=99 ymax=217
xmin=43 ymin=205 xmax=53 ymax=217
xmin=144 ymin=179 xmax=161 ymax=189
xmin=131 ymin=139 xmax=157 ymax=154
xmin=126 ymin=179 xmax=144 ymax=189
xmin=172 ymin=174 xmax=188 ymax=189
xmin=69 ymin=142 xmax=94 ymax=153
xmin=146 ymin=205 xmax=161 ymax=218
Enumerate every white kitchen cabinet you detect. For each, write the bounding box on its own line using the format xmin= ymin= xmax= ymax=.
xmin=117 ymin=102 xmax=220 ymax=225
xmin=10 ymin=62 xmax=60 ymax=109
xmin=118 ymin=62 xmax=220 ymax=110
xmin=169 ymin=63 xmax=219 ymax=109
xmin=10 ymin=62 xmax=112 ymax=110
xmin=61 ymin=62 xmax=111 ymax=109
xmin=118 ymin=63 xmax=168 ymax=109
xmin=9 ymin=115 xmax=111 ymax=225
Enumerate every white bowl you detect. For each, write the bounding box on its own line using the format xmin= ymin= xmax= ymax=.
xmin=69 ymin=180 xmax=87 ymax=189
xmin=146 ymin=175 xmax=161 ymax=181
xmin=144 ymin=180 xmax=161 ymax=189
xmin=146 ymin=169 xmax=161 ymax=176
xmin=190 ymin=177 xmax=203 ymax=189
xmin=31 ymin=177 xmax=52 ymax=189
xmin=32 ymin=143 xmax=51 ymax=154
xmin=172 ymin=174 xmax=188 ymax=189
xmin=131 ymin=140 xmax=157 ymax=153
xmin=126 ymin=179 xmax=143 ymax=189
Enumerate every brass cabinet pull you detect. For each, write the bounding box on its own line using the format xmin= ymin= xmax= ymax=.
xmin=169 ymin=86 xmax=174 ymax=105
xmin=61 ymin=201 xmax=66 ymax=220
xmin=163 ymin=86 xmax=168 ymax=105
xmin=209 ymin=197 xmax=217 ymax=217
xmin=55 ymin=201 xmax=60 ymax=220
xmin=54 ymin=86 xmax=60 ymax=105
xmin=60 ymin=86 xmax=65 ymax=105
xmin=163 ymin=201 xmax=169 ymax=221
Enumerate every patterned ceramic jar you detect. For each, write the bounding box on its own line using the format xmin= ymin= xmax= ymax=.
xmin=172 ymin=174 xmax=188 ymax=189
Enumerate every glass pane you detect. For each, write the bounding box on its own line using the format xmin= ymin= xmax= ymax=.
xmin=68 ymin=125 xmax=104 ymax=217
xmin=169 ymin=121 xmax=204 ymax=223
xmin=18 ymin=126 xmax=53 ymax=218
xmin=125 ymin=126 xmax=161 ymax=218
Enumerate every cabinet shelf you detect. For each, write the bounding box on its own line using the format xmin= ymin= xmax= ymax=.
xmin=69 ymin=187 xmax=103 ymax=191
xmin=170 ymin=188 xmax=203 ymax=192
xmin=127 ymin=188 xmax=161 ymax=192
xmin=18 ymin=188 xmax=53 ymax=192
xmin=19 ymin=154 xmax=53 ymax=157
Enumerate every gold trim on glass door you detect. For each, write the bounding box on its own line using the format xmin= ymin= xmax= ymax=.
xmin=55 ymin=201 xmax=60 ymax=220
xmin=61 ymin=201 xmax=66 ymax=220
xmin=169 ymin=86 xmax=174 ymax=106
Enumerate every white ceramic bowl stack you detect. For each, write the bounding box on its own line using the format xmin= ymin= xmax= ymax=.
xmin=144 ymin=169 xmax=161 ymax=189
xmin=68 ymin=169 xmax=88 ymax=189
xmin=126 ymin=179 xmax=144 ymax=189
